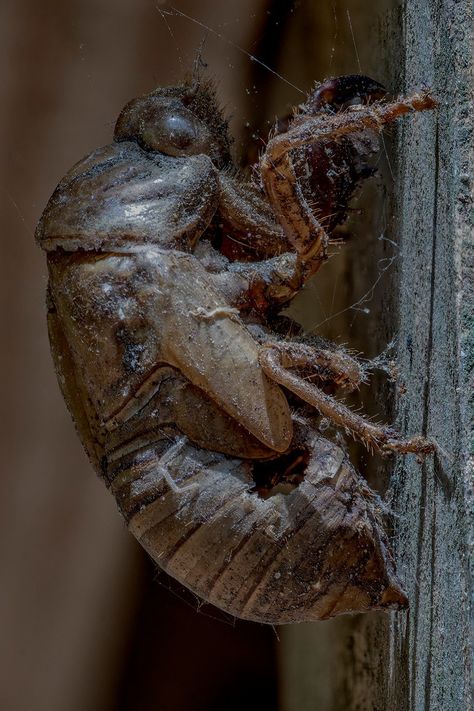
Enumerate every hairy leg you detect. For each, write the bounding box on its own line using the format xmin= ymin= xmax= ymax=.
xmin=259 ymin=92 xmax=437 ymax=281
xmin=259 ymin=343 xmax=434 ymax=456
xmin=212 ymin=92 xmax=436 ymax=315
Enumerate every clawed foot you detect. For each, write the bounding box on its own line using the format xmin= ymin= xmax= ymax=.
xmin=381 ymin=434 xmax=435 ymax=459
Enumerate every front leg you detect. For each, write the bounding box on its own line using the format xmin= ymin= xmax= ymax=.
xmin=225 ymin=252 xmax=304 ymax=314
xmin=211 ymin=91 xmax=436 ymax=315
xmin=210 ymin=174 xmax=305 ymax=312
xmin=260 ymin=91 xmax=437 ymax=280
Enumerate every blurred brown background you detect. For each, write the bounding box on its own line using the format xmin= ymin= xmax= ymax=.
xmin=0 ymin=1 xmax=398 ymax=709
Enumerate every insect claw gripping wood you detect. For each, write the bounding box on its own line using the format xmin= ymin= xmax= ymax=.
xmin=37 ymin=74 xmax=435 ymax=623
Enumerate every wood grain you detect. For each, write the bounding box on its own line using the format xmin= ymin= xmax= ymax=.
xmin=280 ymin=0 xmax=473 ymax=708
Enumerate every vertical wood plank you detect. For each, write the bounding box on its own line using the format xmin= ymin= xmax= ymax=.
xmin=280 ymin=0 xmax=473 ymax=709
xmin=386 ymin=0 xmax=472 ymax=707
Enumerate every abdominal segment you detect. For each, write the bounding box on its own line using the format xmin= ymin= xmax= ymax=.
xmin=116 ymin=423 xmax=408 ymax=624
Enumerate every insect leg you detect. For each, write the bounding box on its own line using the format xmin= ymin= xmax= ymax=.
xmin=259 ymin=344 xmax=434 ymax=456
xmin=259 ymin=91 xmax=436 ymax=280
xmin=266 ymin=341 xmax=366 ymax=391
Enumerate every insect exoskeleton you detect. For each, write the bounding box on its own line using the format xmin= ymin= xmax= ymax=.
xmin=37 ymin=76 xmax=436 ymax=623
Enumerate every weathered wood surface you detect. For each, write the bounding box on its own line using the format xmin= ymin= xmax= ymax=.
xmin=280 ymin=0 xmax=473 ymax=709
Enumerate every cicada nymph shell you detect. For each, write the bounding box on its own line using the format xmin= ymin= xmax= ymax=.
xmin=35 ymin=77 xmax=434 ymax=624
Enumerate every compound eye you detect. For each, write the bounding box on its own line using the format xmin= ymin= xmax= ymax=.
xmin=139 ymin=107 xmax=205 ymax=156
xmin=114 ymin=97 xmax=218 ymax=158
xmin=161 ymin=112 xmax=197 ymax=149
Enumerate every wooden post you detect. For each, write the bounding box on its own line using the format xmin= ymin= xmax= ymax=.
xmin=280 ymin=0 xmax=473 ymax=708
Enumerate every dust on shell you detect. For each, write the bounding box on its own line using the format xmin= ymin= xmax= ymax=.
xmin=123 ymin=427 xmax=408 ymax=624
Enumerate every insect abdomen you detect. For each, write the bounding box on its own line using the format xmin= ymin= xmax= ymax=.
xmin=116 ymin=428 xmax=408 ymax=624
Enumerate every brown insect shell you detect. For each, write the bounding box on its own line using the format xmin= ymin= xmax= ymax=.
xmin=126 ymin=425 xmax=408 ymax=624
xmin=37 ymin=86 xmax=408 ymax=623
xmin=37 ymin=136 xmax=293 ymax=454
